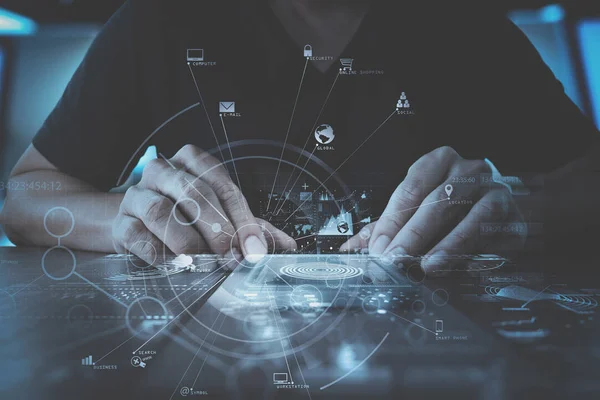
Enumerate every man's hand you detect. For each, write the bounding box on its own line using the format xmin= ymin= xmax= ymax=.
xmin=112 ymin=145 xmax=296 ymax=264
xmin=341 ymin=146 xmax=526 ymax=272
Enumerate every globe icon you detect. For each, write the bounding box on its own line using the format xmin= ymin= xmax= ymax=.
xmin=315 ymin=124 xmax=335 ymax=145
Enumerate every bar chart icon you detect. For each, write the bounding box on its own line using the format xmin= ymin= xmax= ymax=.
xmin=81 ymin=355 xmax=93 ymax=366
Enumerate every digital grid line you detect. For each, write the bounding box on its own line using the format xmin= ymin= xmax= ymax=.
xmin=169 ymin=300 xmax=230 ymax=400
xmin=270 ymin=288 xmax=313 ymax=400
xmin=187 ymin=63 xmax=226 ymax=163
xmin=267 ymin=287 xmax=294 ymax=384
xmin=266 ymin=57 xmax=310 ymax=212
xmin=73 ymin=272 xmax=128 ymax=308
xmin=132 ymin=273 xmax=229 ymax=353
xmin=285 ymin=109 xmax=398 ymax=223
xmin=320 ymin=332 xmax=390 ymax=390
xmin=271 ymin=71 xmax=340 ymax=215
xmin=272 ymin=143 xmax=319 ymax=219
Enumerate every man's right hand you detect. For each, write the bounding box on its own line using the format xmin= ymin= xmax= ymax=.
xmin=112 ymin=145 xmax=296 ymax=264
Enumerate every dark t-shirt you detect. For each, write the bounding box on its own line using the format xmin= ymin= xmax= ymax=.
xmin=32 ymin=0 xmax=598 ymax=225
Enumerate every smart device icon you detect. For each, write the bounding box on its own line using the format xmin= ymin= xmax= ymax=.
xmin=435 ymin=319 xmax=444 ymax=333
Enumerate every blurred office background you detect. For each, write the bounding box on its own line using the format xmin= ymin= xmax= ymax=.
xmin=0 ymin=0 xmax=599 ymax=246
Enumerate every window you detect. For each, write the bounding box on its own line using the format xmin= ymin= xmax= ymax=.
xmin=578 ymin=19 xmax=600 ymax=129
xmin=0 ymin=44 xmax=5 ymax=124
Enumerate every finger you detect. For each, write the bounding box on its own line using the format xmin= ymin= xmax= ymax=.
xmin=171 ymin=146 xmax=269 ymax=261
xmin=140 ymin=159 xmax=238 ymax=256
xmin=421 ymin=189 xmax=515 ymax=273
xmin=382 ymin=159 xmax=493 ymax=256
xmin=256 ymin=218 xmax=298 ymax=251
xmin=369 ymin=146 xmax=460 ymax=255
xmin=339 ymin=222 xmax=376 ymax=252
xmin=382 ymin=180 xmax=480 ymax=256
xmin=112 ymin=214 xmax=168 ymax=266
xmin=120 ymin=186 xmax=209 ymax=255
xmin=203 ymin=177 xmax=268 ymax=261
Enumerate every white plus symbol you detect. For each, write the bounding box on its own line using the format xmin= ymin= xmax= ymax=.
xmin=302 ymin=183 xmax=309 ymax=190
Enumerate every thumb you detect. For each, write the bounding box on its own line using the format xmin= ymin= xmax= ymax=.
xmin=256 ymin=218 xmax=298 ymax=252
xmin=339 ymin=222 xmax=376 ymax=252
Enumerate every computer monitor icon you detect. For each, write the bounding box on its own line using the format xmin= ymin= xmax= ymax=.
xmin=273 ymin=373 xmax=289 ymax=384
xmin=187 ymin=49 xmax=204 ymax=62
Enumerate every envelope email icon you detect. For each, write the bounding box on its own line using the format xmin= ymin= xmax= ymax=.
xmin=219 ymin=101 xmax=235 ymax=113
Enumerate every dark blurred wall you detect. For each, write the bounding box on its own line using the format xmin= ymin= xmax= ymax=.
xmin=0 ymin=25 xmax=98 ymax=186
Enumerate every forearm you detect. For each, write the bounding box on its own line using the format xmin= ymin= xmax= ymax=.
xmin=0 ymin=171 xmax=124 ymax=252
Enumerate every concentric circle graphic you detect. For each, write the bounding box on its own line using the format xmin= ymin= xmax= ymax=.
xmin=128 ymin=240 xmax=157 ymax=269
xmin=280 ymin=262 xmax=363 ymax=281
xmin=172 ymin=198 xmax=201 ymax=226
xmin=362 ymin=296 xmax=381 ymax=314
xmin=41 ymin=246 xmax=76 ymax=281
xmin=125 ymin=296 xmax=169 ymax=339
xmin=67 ymin=304 xmax=94 ymax=328
xmin=160 ymin=154 xmax=355 ymax=360
xmin=432 ymin=288 xmax=450 ymax=306
xmin=290 ymin=284 xmax=323 ymax=314
xmin=406 ymin=263 xmax=426 ymax=285
xmin=115 ymin=103 xmax=356 ymax=361
xmin=411 ymin=299 xmax=426 ymax=315
xmin=43 ymin=207 xmax=75 ymax=239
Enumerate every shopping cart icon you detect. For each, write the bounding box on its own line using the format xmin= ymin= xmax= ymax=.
xmin=340 ymin=58 xmax=354 ymax=71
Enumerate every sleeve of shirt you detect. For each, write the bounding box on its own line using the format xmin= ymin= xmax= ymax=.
xmin=32 ymin=0 xmax=142 ymax=191
xmin=447 ymin=6 xmax=599 ymax=176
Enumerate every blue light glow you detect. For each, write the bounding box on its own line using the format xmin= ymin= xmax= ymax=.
xmin=133 ymin=146 xmax=157 ymax=175
xmin=578 ymin=19 xmax=600 ymax=129
xmin=509 ymin=4 xmax=565 ymax=25
xmin=0 ymin=237 xmax=14 ymax=247
xmin=0 ymin=48 xmax=8 ymax=247
xmin=0 ymin=46 xmax=4 ymax=110
xmin=510 ymin=5 xmax=583 ymax=111
xmin=0 ymin=7 xmax=37 ymax=36
xmin=0 ymin=211 xmax=15 ymax=246
xmin=336 ymin=343 xmax=358 ymax=371
xmin=540 ymin=4 xmax=565 ymax=24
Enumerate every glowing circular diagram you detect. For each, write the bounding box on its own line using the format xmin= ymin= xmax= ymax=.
xmin=279 ymin=262 xmax=363 ymax=281
xmin=125 ymin=296 xmax=169 ymax=339
xmin=43 ymin=206 xmax=75 ymax=239
xmin=41 ymin=246 xmax=76 ymax=281
xmin=290 ymin=284 xmax=323 ymax=314
xmin=128 ymin=240 xmax=157 ymax=268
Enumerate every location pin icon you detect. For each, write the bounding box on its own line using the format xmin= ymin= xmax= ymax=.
xmin=445 ymin=184 xmax=453 ymax=198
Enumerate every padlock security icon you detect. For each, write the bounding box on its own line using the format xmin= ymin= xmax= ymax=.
xmin=304 ymin=44 xmax=312 ymax=58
